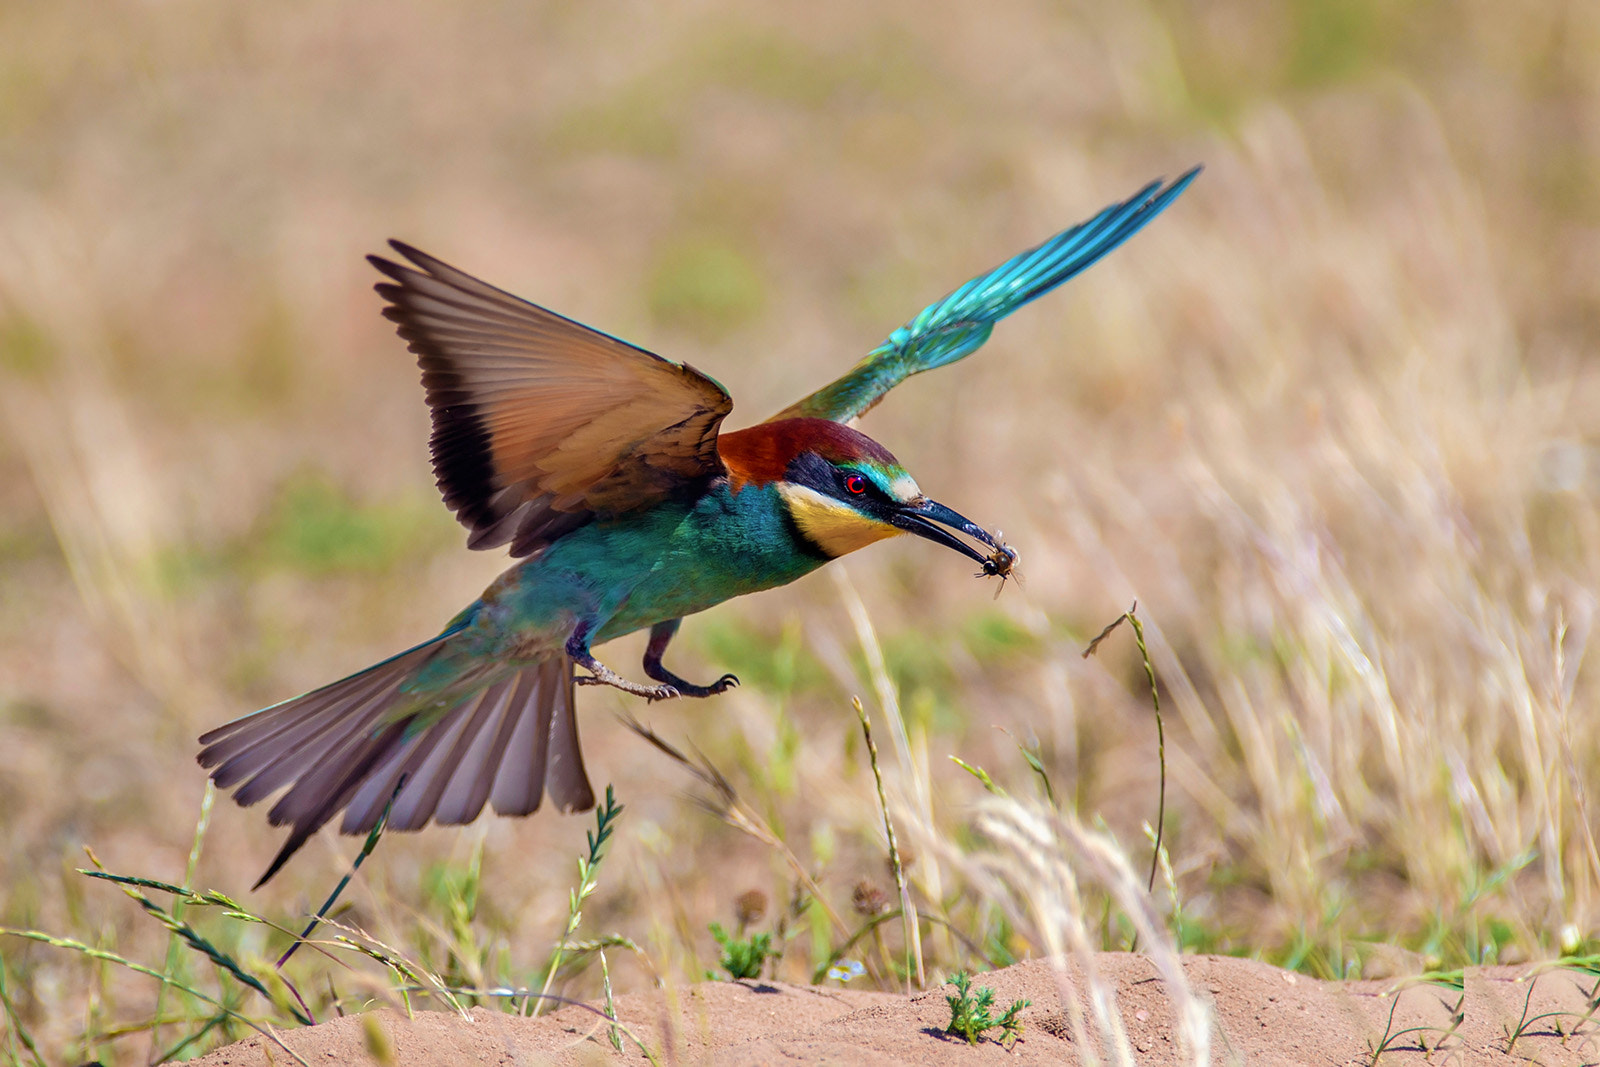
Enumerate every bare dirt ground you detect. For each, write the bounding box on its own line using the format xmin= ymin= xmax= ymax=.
xmin=191 ymin=955 xmax=1600 ymax=1066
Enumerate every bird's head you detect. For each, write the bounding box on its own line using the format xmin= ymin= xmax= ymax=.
xmin=719 ymin=418 xmax=1002 ymax=564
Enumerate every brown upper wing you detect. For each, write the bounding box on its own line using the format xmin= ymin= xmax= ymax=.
xmin=370 ymin=242 xmax=733 ymax=556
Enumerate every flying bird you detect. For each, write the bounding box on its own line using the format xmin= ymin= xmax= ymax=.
xmin=198 ymin=167 xmax=1199 ymax=885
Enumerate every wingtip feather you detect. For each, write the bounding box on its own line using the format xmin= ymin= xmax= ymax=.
xmin=217 ymin=649 xmax=589 ymax=887
xmin=769 ymin=164 xmax=1201 ymax=424
xmin=386 ymin=238 xmax=427 ymax=264
xmin=369 ymin=259 xmax=409 ymax=289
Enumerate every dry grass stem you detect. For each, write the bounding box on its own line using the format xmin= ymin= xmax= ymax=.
xmin=852 ymin=697 xmax=924 ymax=990
xmin=618 ymin=713 xmax=851 ymax=940
xmin=953 ymin=796 xmax=1212 ymax=1066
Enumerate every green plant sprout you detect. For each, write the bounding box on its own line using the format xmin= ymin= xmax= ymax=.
xmin=528 ymin=784 xmax=624 ymax=1016
xmin=1366 ymin=970 xmax=1465 ymax=1063
xmin=600 ymin=947 xmax=623 ymax=1053
xmin=996 ymin=726 xmax=1056 ymax=808
xmin=1503 ymin=955 xmax=1600 ymax=1052
xmin=943 ymin=971 xmax=1028 ymax=1048
xmin=708 ymin=922 xmax=780 ymax=980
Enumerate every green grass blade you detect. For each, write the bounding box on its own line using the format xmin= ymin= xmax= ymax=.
xmin=0 ymin=956 xmax=46 ymax=1067
xmin=278 ymin=774 xmax=402 ymax=970
xmin=0 ymin=928 xmax=310 ymax=1066
xmin=153 ymin=780 xmax=215 ymax=1054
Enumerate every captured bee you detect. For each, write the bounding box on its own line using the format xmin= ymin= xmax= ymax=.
xmin=978 ymin=535 xmax=1021 ymax=597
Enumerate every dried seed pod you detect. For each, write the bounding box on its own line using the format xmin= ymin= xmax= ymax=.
xmin=851 ymin=879 xmax=890 ymax=917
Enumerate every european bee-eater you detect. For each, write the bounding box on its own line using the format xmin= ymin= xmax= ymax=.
xmin=199 ymin=168 xmax=1199 ymax=885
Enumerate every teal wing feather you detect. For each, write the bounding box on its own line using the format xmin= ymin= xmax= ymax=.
xmin=771 ymin=166 xmax=1200 ymax=424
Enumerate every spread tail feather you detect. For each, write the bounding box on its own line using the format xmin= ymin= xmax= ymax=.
xmin=197 ymin=640 xmax=594 ymax=887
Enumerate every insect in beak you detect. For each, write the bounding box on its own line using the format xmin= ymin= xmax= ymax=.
xmin=979 ymin=536 xmax=1021 ymax=598
xmin=889 ymin=499 xmax=1020 ymax=595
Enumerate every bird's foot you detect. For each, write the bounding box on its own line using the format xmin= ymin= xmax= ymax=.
xmin=573 ymin=658 xmax=679 ymax=701
xmin=658 ymin=673 xmax=739 ymax=699
xmin=638 ymin=619 xmax=739 ymax=700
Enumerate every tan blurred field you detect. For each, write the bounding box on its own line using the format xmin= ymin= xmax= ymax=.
xmin=3 ymin=1 xmax=1599 ymax=1063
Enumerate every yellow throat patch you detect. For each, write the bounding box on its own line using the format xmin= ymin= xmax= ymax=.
xmin=777 ymin=484 xmax=903 ymax=558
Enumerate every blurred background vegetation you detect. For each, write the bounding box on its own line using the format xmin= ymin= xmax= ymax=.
xmin=2 ymin=0 xmax=1599 ymax=1062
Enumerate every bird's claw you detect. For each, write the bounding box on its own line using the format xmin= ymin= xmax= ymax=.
xmin=682 ymin=673 xmax=738 ymax=696
xmin=574 ymin=673 xmax=679 ymax=701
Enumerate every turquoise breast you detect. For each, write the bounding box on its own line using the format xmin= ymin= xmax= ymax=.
xmin=480 ymin=482 xmax=828 ymax=647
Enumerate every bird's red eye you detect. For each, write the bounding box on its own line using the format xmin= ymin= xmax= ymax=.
xmin=844 ymin=474 xmax=867 ymax=495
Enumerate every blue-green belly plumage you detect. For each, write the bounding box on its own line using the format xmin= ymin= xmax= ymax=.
xmin=465 ymin=482 xmax=825 ymax=654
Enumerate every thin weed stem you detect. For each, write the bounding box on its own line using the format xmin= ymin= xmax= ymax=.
xmin=619 ymin=714 xmax=852 ymax=940
xmin=834 ymin=568 xmax=950 ymax=963
xmin=599 ymin=948 xmax=623 ymax=1053
xmin=1366 ymin=973 xmax=1465 ymax=1064
xmin=0 ymin=956 xmax=46 ymax=1067
xmin=1505 ymin=970 xmax=1542 ymax=1052
xmin=1503 ymin=959 xmax=1600 ymax=1051
xmin=0 ymin=928 xmax=311 ymax=1067
xmin=153 ymin=1010 xmax=231 ymax=1064
xmin=854 ymin=697 xmax=923 ymax=990
xmin=278 ymin=773 xmax=405 ymax=970
xmin=151 ymin=779 xmax=214 ymax=1062
xmin=529 ymin=785 xmax=623 ymax=1017
xmin=949 ymin=755 xmax=1006 ymax=796
xmin=996 ymin=726 xmax=1057 ymax=808
xmin=1082 ymin=601 xmax=1166 ymax=893
xmin=77 ymin=861 xmax=312 ymax=1026
xmin=316 ymin=915 xmax=464 ymax=1018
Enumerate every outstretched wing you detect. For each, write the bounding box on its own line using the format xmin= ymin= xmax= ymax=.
xmin=371 ymin=242 xmax=733 ymax=556
xmin=771 ymin=167 xmax=1200 ymax=424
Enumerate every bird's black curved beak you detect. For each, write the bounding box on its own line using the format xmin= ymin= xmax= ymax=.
xmin=889 ymin=498 xmax=1000 ymax=567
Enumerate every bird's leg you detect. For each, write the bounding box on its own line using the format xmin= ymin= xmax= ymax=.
xmin=641 ymin=619 xmax=739 ymax=698
xmin=566 ymin=624 xmax=678 ymax=701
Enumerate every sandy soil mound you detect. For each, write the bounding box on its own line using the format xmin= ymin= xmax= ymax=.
xmin=192 ymin=955 xmax=1597 ymax=1065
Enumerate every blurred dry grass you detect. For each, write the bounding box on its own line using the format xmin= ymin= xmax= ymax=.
xmin=3 ymin=0 xmax=1599 ymax=1062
